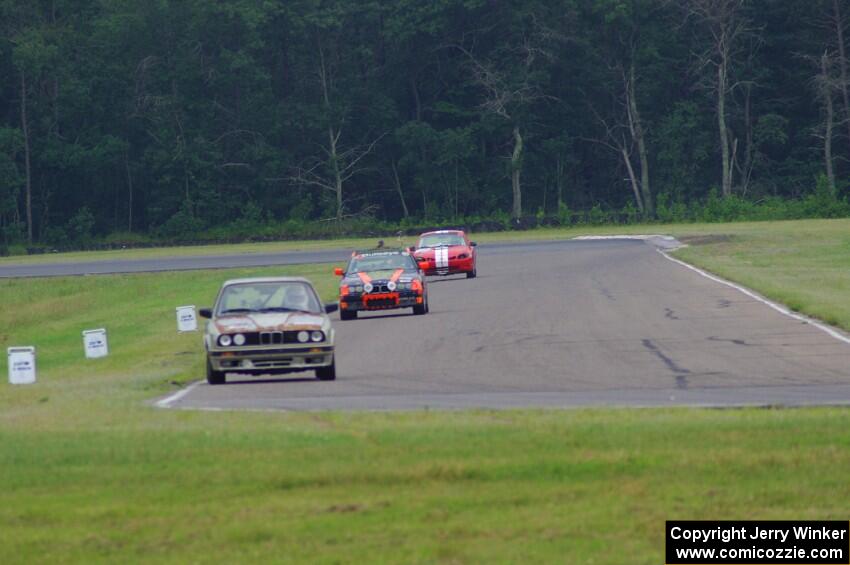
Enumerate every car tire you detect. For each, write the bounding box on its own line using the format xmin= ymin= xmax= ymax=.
xmin=413 ymin=295 xmax=428 ymax=315
xmin=340 ymin=309 xmax=357 ymax=321
xmin=467 ymin=265 xmax=477 ymax=279
xmin=206 ymin=358 xmax=226 ymax=385
xmin=316 ymin=357 xmax=336 ymax=381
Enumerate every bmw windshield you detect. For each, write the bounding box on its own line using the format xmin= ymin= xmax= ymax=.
xmin=347 ymin=254 xmax=417 ymax=274
xmin=216 ymin=282 xmax=322 ymax=315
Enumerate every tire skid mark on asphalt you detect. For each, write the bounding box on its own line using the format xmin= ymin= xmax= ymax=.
xmin=640 ymin=338 xmax=691 ymax=391
xmin=707 ymin=335 xmax=752 ymax=347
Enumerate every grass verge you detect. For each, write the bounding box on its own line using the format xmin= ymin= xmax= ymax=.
xmin=3 ymin=408 xmax=849 ymax=563
xmin=1 ymin=218 xmax=849 ymax=563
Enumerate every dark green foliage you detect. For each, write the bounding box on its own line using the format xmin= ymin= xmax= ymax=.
xmin=0 ymin=0 xmax=848 ymax=249
xmin=66 ymin=206 xmax=95 ymax=244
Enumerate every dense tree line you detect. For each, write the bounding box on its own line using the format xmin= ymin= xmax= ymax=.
xmin=1 ymin=0 xmax=848 ymax=246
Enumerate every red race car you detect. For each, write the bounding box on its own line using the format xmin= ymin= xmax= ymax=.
xmin=411 ymin=230 xmax=477 ymax=278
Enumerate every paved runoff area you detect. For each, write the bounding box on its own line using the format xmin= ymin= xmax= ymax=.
xmin=156 ymin=239 xmax=850 ymax=411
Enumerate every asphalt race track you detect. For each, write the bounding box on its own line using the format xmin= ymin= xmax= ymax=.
xmin=159 ymin=239 xmax=850 ymax=411
xmin=0 ymin=240 xmax=603 ymax=277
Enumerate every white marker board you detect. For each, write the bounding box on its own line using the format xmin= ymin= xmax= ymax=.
xmin=8 ymin=347 xmax=36 ymax=384
xmin=82 ymin=328 xmax=109 ymax=359
xmin=176 ymin=305 xmax=198 ymax=332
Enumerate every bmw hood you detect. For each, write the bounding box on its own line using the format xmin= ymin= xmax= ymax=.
xmin=214 ymin=312 xmax=325 ymax=333
xmin=341 ymin=269 xmax=416 ymax=286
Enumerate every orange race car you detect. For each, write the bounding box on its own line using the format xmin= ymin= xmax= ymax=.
xmin=411 ymin=229 xmax=477 ymax=278
xmin=334 ymin=249 xmax=429 ymax=320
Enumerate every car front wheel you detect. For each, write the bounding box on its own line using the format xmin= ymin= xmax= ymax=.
xmin=206 ymin=357 xmax=226 ymax=385
xmin=340 ymin=309 xmax=357 ymax=320
xmin=316 ymin=357 xmax=336 ymax=381
xmin=413 ymin=293 xmax=429 ymax=315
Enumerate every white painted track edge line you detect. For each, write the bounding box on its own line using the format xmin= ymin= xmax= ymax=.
xmin=155 ymin=380 xmax=203 ymax=409
xmin=658 ymin=249 xmax=850 ymax=346
xmin=573 ymin=234 xmax=676 ymax=240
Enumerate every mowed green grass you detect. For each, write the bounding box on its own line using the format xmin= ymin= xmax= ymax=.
xmin=3 ymin=409 xmax=850 ymax=563
xmin=1 ymin=218 xmax=849 ymax=563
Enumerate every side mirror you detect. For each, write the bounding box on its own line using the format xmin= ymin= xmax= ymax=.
xmin=324 ymin=302 xmax=339 ymax=314
xmin=407 ymin=246 xmax=416 ymax=253
xmin=334 ymin=267 xmax=344 ymax=276
xmin=199 ymin=307 xmax=213 ymax=319
xmin=470 ymin=241 xmax=477 ymax=247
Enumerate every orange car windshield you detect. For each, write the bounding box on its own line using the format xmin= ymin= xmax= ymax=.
xmin=348 ymin=254 xmax=415 ymax=273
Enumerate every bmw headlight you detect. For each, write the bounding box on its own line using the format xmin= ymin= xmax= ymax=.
xmin=218 ymin=334 xmax=232 ymax=347
xmin=387 ymin=281 xmax=397 ymax=291
xmin=399 ymin=282 xmax=410 ymax=290
xmin=233 ymin=333 xmax=246 ymax=346
xmin=364 ymin=282 xmax=373 ymax=293
xmin=353 ymin=285 xmax=363 ymax=293
xmin=297 ymin=330 xmax=310 ymax=343
xmin=310 ymin=330 xmax=324 ymax=342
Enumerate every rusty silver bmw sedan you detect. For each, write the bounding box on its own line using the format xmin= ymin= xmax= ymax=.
xmin=199 ymin=277 xmax=338 ymax=385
